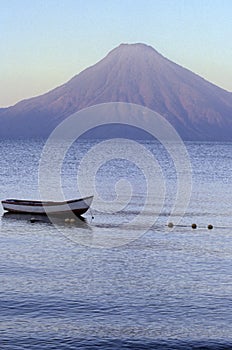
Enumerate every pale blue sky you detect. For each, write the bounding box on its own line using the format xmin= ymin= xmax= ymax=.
xmin=1 ymin=0 xmax=232 ymax=107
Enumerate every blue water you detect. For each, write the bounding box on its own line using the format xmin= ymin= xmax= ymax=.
xmin=1 ymin=139 xmax=232 ymax=349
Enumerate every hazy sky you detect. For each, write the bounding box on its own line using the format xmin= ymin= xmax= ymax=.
xmin=1 ymin=0 xmax=232 ymax=107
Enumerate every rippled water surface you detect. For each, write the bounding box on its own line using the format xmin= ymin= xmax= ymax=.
xmin=1 ymin=139 xmax=232 ymax=349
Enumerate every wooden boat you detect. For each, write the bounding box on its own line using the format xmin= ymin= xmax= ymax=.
xmin=1 ymin=196 xmax=93 ymax=217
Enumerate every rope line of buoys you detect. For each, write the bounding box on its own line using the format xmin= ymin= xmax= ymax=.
xmin=167 ymin=222 xmax=214 ymax=230
xmin=28 ymin=217 xmax=227 ymax=231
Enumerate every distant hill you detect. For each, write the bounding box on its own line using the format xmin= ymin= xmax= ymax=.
xmin=1 ymin=43 xmax=232 ymax=140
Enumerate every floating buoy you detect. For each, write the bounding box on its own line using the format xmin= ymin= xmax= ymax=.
xmin=191 ymin=223 xmax=197 ymax=229
xmin=30 ymin=217 xmax=36 ymax=223
xmin=167 ymin=222 xmax=174 ymax=228
xmin=70 ymin=218 xmax=75 ymax=223
xmin=64 ymin=218 xmax=70 ymax=223
xmin=208 ymin=224 xmax=213 ymax=230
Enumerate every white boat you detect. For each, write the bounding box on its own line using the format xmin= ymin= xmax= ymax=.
xmin=1 ymin=196 xmax=93 ymax=217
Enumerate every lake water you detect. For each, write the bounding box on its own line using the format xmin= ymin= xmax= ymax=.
xmin=1 ymin=139 xmax=232 ymax=349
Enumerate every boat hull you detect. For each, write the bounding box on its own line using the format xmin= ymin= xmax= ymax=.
xmin=1 ymin=196 xmax=93 ymax=217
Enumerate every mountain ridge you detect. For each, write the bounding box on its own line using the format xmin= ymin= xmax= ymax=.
xmin=1 ymin=43 xmax=232 ymax=140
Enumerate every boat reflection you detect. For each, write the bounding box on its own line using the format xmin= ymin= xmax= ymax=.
xmin=2 ymin=212 xmax=91 ymax=230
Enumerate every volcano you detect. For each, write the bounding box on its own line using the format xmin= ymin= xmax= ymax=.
xmin=1 ymin=43 xmax=232 ymax=140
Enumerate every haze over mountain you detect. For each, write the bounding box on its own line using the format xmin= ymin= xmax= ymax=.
xmin=1 ymin=43 xmax=232 ymax=140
